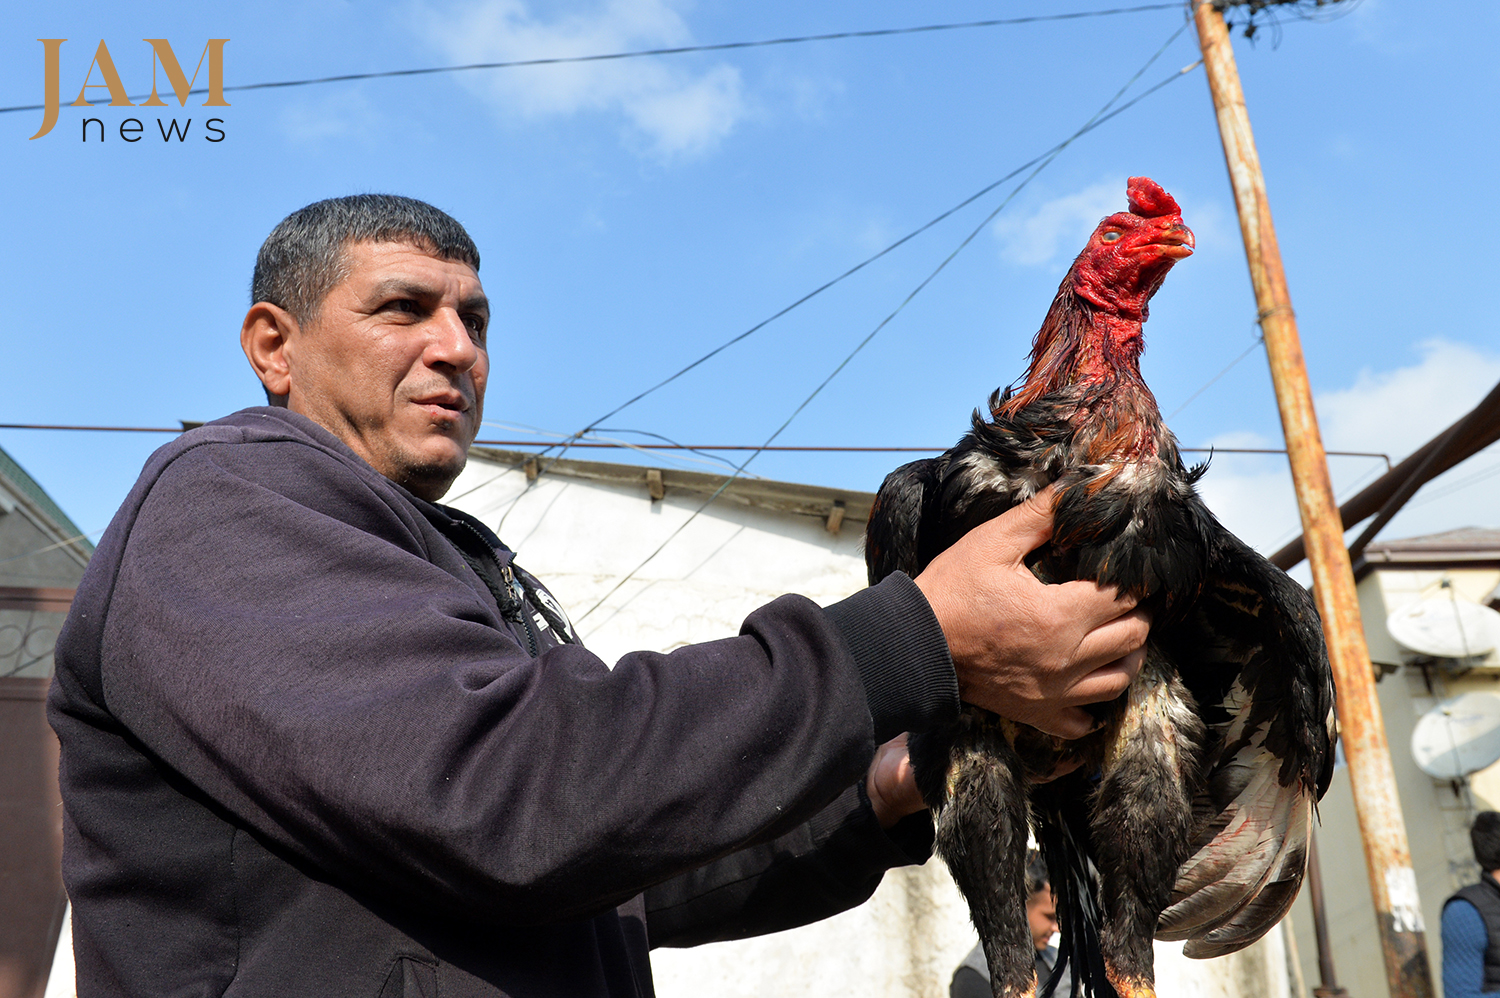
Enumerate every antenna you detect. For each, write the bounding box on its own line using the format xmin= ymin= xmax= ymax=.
xmin=1411 ymin=693 xmax=1500 ymax=780
xmin=1385 ymin=584 xmax=1500 ymax=661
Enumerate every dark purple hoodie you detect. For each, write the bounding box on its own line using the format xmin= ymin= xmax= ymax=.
xmin=49 ymin=408 xmax=956 ymax=996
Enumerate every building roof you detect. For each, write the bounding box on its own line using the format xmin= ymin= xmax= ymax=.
xmin=1357 ymin=527 xmax=1500 ymax=573
xmin=0 ymin=444 xmax=92 ymax=553
xmin=468 ymin=447 xmax=877 ymax=524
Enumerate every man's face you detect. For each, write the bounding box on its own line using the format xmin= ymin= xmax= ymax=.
xmin=284 ymin=241 xmax=489 ymax=501
xmin=1026 ymin=886 xmax=1059 ymax=952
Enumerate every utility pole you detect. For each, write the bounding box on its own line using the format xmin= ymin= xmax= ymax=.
xmin=1190 ymin=4 xmax=1435 ymax=998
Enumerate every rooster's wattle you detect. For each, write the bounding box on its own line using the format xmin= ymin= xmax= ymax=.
xmin=865 ymin=177 xmax=1336 ymax=998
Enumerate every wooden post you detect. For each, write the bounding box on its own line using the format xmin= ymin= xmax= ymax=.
xmin=1191 ymin=5 xmax=1435 ymax=998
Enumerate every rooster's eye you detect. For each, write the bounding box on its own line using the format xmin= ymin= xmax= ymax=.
xmin=1100 ymin=231 xmax=1122 ymax=243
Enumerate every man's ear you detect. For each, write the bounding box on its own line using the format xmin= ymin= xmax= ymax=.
xmin=241 ymin=302 xmax=299 ymax=405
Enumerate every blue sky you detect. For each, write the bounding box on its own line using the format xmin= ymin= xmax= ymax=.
xmin=2 ymin=0 xmax=1497 ymax=571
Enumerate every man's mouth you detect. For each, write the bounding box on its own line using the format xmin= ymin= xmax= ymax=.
xmin=412 ymin=393 xmax=471 ymax=419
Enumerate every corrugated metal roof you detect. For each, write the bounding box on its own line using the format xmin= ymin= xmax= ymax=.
xmin=468 ymin=447 xmax=877 ymax=523
xmin=0 ymin=444 xmax=93 ymax=553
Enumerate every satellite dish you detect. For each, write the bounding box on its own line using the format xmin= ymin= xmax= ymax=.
xmin=1387 ymin=595 xmax=1500 ymax=659
xmin=1412 ymin=693 xmax=1500 ymax=779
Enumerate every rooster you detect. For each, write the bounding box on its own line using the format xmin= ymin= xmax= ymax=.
xmin=865 ymin=177 xmax=1335 ymax=998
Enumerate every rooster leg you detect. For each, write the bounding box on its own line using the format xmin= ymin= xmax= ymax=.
xmin=913 ymin=710 xmax=1037 ymax=998
xmin=1089 ymin=651 xmax=1205 ymax=998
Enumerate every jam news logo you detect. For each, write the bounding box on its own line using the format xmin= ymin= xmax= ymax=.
xmin=30 ymin=38 xmax=229 ymax=142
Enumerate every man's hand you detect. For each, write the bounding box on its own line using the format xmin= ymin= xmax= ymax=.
xmin=866 ymin=733 xmax=925 ymax=828
xmin=914 ymin=486 xmax=1150 ymax=740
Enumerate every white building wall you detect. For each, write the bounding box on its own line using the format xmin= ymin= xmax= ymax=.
xmin=446 ymin=452 xmax=1297 ymax=998
xmin=445 ymin=453 xmax=873 ymax=662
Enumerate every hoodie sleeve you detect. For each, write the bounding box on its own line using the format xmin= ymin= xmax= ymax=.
xmin=644 ymin=783 xmax=933 ymax=947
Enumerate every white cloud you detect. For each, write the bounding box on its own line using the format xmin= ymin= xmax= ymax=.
xmin=1191 ymin=340 xmax=1500 ymax=563
xmin=1319 ymin=340 xmax=1500 ymax=458
xmin=621 ymin=63 xmax=741 ymax=155
xmin=992 ymin=179 xmax=1123 ymax=267
xmin=417 ymin=0 xmax=746 ymax=158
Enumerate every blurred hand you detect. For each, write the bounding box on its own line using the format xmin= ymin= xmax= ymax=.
xmin=866 ymin=733 xmax=925 ymax=828
xmin=914 ymin=486 xmax=1150 ymax=740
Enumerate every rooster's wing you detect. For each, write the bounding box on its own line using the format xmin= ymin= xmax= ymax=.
xmin=1154 ymin=510 xmax=1336 ymax=957
xmin=866 ymin=457 xmax=944 ymax=583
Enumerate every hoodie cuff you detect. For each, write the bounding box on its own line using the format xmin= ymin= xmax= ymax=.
xmin=823 ymin=572 xmax=959 ymax=743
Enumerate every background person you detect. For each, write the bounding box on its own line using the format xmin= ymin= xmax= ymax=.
xmin=950 ymin=850 xmax=1070 ymax=998
xmin=1443 ymin=811 xmax=1500 ymax=998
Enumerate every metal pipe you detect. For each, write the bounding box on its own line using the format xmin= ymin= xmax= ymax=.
xmin=1270 ymin=378 xmax=1500 ymax=571
xmin=1191 ymin=5 xmax=1435 ymax=997
xmin=1307 ymin=828 xmax=1350 ymax=998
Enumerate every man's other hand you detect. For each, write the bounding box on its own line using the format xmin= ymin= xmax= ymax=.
xmin=866 ymin=733 xmax=925 ymax=828
xmin=913 ymin=486 xmax=1150 ymax=740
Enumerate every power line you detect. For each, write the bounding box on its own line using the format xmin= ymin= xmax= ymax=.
xmin=1409 ymin=458 xmax=1500 ymax=509
xmin=0 ymin=5 xmax=1179 ymax=115
xmin=477 ymin=442 xmax=950 ymax=452
xmin=537 ymin=39 xmax=1201 ymax=480
xmin=451 ymin=53 xmax=1199 ymax=525
xmin=0 ymin=423 xmax=181 ymax=433
xmin=0 ymin=530 xmax=104 ymax=568
xmin=2 ymin=31 xmax=1204 ymax=585
xmin=492 ymin=423 xmax=755 ymax=475
xmin=462 ymin=36 xmax=1205 ymax=546
xmin=0 ymin=423 xmax=1393 ymax=465
xmin=1165 ymin=333 xmax=1264 ymax=420
xmin=571 ymin=27 xmax=1199 ymax=629
xmin=478 ymin=441 xmax=1392 ymax=463
xmin=9 ymin=25 xmax=1203 ymax=565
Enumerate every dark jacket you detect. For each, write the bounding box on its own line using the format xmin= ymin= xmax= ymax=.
xmin=950 ymin=942 xmax=1071 ymax=998
xmin=49 ymin=408 xmax=958 ymax=997
xmin=1447 ymin=876 xmax=1500 ymax=995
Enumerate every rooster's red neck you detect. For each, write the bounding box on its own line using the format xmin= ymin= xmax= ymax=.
xmin=997 ymin=284 xmax=1162 ymax=465
xmin=1001 ymin=282 xmax=1153 ymax=407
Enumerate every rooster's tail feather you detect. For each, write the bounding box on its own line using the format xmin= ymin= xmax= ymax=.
xmin=1034 ymin=776 xmax=1114 ymax=998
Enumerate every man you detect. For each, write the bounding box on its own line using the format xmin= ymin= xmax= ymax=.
xmin=50 ymin=195 xmax=1149 ymax=996
xmin=950 ymin=851 xmax=1070 ymax=998
xmin=1444 ymin=811 xmax=1500 ymax=998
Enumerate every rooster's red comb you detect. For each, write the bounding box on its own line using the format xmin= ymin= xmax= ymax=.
xmin=1127 ymin=176 xmax=1180 ymax=218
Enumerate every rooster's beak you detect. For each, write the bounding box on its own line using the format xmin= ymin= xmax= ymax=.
xmin=1156 ymin=223 xmax=1195 ymax=259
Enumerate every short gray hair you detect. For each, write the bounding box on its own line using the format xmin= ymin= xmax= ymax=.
xmin=1474 ymin=811 xmax=1500 ymax=871
xmin=251 ymin=194 xmax=480 ymax=324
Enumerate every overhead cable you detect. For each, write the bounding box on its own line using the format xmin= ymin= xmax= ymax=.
xmin=1165 ymin=332 xmax=1264 ymax=420
xmin=476 ymin=48 xmax=1205 ymax=536
xmin=0 ymin=423 xmax=1392 ymax=465
xmin=513 ymin=40 xmax=1202 ymax=512
xmin=1409 ymin=458 xmax=1500 ymax=508
xmin=0 ymin=6 xmax=1179 ymax=115
xmin=0 ymin=530 xmax=103 ymax=568
xmin=571 ymin=27 xmax=1200 ymax=629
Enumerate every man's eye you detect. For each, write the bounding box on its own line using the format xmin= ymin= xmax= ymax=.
xmin=387 ymin=299 xmax=419 ymax=314
xmin=463 ymin=315 xmax=486 ymax=338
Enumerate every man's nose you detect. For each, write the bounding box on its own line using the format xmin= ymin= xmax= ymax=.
xmin=427 ymin=308 xmax=481 ymax=371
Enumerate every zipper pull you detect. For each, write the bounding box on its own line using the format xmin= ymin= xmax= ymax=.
xmin=498 ymin=564 xmax=528 ymax=617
